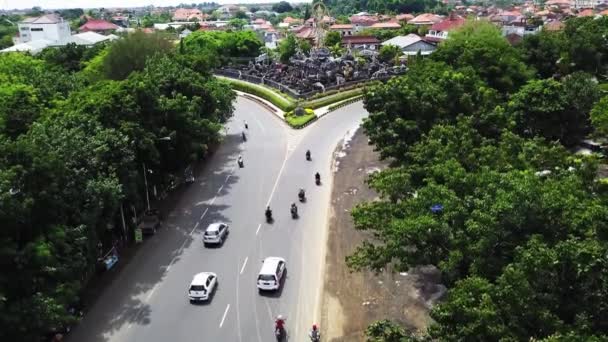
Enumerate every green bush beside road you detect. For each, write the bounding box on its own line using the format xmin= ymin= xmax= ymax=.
xmin=217 ymin=76 xmax=297 ymax=112
xmin=284 ymin=108 xmax=317 ymax=128
xmin=302 ymin=88 xmax=364 ymax=109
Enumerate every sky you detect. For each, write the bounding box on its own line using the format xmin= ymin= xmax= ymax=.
xmin=1 ymin=0 xmax=299 ymax=10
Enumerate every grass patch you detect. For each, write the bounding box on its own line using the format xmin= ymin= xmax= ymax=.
xmin=216 ymin=76 xmax=297 ymax=112
xmin=301 ymin=88 xmax=365 ymax=109
xmin=600 ymin=83 xmax=608 ymax=93
xmin=284 ymin=108 xmax=317 ymax=129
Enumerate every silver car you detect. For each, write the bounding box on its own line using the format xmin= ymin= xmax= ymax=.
xmin=203 ymin=223 xmax=229 ymax=246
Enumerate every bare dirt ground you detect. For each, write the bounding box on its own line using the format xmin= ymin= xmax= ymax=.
xmin=320 ymin=129 xmax=445 ymax=341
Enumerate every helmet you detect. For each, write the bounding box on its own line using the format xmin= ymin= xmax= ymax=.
xmin=277 ymin=314 xmax=283 ymax=320
xmin=312 ymin=324 xmax=317 ymax=330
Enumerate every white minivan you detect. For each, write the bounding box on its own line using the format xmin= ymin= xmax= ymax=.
xmin=257 ymin=257 xmax=286 ymax=291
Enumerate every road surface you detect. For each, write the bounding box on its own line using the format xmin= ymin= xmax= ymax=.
xmin=67 ymin=97 xmax=368 ymax=342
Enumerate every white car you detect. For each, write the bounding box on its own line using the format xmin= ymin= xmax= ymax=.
xmin=203 ymin=223 xmax=229 ymax=246
xmin=257 ymin=257 xmax=286 ymax=291
xmin=188 ymin=272 xmax=217 ymax=302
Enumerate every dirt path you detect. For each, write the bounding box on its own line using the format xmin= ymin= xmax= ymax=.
xmin=320 ymin=129 xmax=444 ymax=341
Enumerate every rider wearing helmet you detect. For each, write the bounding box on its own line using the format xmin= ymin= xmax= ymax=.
xmin=275 ymin=315 xmax=286 ymax=330
xmin=310 ymin=324 xmax=320 ymax=340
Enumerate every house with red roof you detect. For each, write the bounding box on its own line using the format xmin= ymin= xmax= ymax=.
xmin=369 ymin=21 xmax=402 ymax=30
xmin=341 ymin=35 xmax=381 ymax=50
xmin=79 ymin=19 xmax=120 ymax=34
xmin=173 ymin=8 xmax=208 ymax=21
xmin=283 ymin=16 xmax=303 ymax=26
xmin=395 ymin=13 xmax=415 ymax=22
xmin=407 ymin=13 xmax=443 ymax=26
xmin=349 ymin=15 xmax=379 ymax=31
xmin=577 ymin=8 xmax=595 ymax=16
xmin=329 ymin=24 xmax=355 ymax=36
xmin=425 ymin=14 xmax=465 ymax=41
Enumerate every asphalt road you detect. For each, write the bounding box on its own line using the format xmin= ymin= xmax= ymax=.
xmin=67 ymin=97 xmax=368 ymax=342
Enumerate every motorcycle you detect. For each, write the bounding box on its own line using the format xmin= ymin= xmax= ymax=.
xmin=309 ymin=331 xmax=320 ymax=342
xmin=238 ymin=157 xmax=244 ymax=168
xmin=290 ymin=205 xmax=298 ymax=219
xmin=306 ymin=150 xmax=311 ymax=161
xmin=242 ymin=132 xmax=247 ymax=141
xmin=315 ymin=173 xmax=321 ymax=185
xmin=298 ymin=190 xmax=306 ymax=202
xmin=265 ymin=209 xmax=273 ymax=223
xmin=275 ymin=326 xmax=285 ymax=341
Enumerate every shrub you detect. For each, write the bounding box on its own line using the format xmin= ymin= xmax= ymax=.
xmin=218 ymin=76 xmax=297 ymax=112
xmin=284 ymin=107 xmax=317 ymax=128
xmin=302 ymin=88 xmax=364 ymax=109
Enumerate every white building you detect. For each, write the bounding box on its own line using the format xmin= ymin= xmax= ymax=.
xmin=17 ymin=14 xmax=71 ymax=44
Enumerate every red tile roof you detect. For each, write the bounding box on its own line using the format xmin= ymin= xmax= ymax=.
xmin=79 ymin=19 xmax=120 ymax=32
xmin=408 ymin=13 xmax=443 ymax=25
xmin=350 ymin=15 xmax=379 ymax=25
xmin=396 ymin=13 xmax=414 ymax=21
xmin=283 ymin=16 xmax=303 ymax=24
xmin=430 ymin=16 xmax=465 ymax=32
xmin=369 ymin=22 xmax=401 ymax=29
xmin=330 ymin=24 xmax=354 ymax=29
xmin=342 ymin=35 xmax=380 ymax=44
xmin=577 ymin=9 xmax=595 ymax=16
xmin=295 ymin=26 xmax=315 ymax=39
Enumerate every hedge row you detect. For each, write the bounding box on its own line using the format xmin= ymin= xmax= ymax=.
xmin=216 ymin=76 xmax=297 ymax=112
xmin=326 ymin=95 xmax=364 ymax=112
xmin=301 ymin=88 xmax=365 ymax=109
xmin=307 ymin=83 xmax=365 ymax=100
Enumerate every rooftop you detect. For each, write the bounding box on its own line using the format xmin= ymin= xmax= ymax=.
xmin=382 ymin=33 xmax=423 ymax=47
xmin=79 ymin=19 xmax=120 ymax=31
xmin=21 ymin=14 xmax=63 ymax=24
xmin=430 ymin=15 xmax=465 ymax=31
xmin=342 ymin=35 xmax=380 ymax=44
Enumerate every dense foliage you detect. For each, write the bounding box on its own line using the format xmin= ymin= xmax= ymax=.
xmin=358 ymin=18 xmax=608 ymax=341
xmin=183 ymin=30 xmax=263 ymax=68
xmin=0 ymin=31 xmax=235 ymax=341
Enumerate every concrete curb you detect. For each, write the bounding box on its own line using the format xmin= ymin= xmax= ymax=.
xmin=234 ymin=90 xmax=285 ymax=121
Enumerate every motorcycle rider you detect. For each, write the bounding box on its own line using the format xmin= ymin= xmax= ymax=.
xmin=298 ymin=188 xmax=305 ymax=200
xmin=315 ymin=172 xmax=321 ymax=183
xmin=290 ymin=203 xmax=298 ymax=215
xmin=275 ymin=315 xmax=286 ymax=333
xmin=244 ymin=120 xmax=248 ymax=129
xmin=265 ymin=206 xmax=272 ymax=218
xmin=242 ymin=131 xmax=246 ymax=141
xmin=309 ymin=324 xmax=320 ymax=341
xmin=306 ymin=150 xmax=311 ymax=160
xmin=238 ymin=155 xmax=243 ymax=166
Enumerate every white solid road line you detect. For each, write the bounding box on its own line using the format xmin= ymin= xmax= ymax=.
xmin=220 ymin=304 xmax=231 ymax=328
xmin=210 ymin=196 xmax=217 ymax=205
xmin=240 ymin=257 xmax=248 ymax=274
xmin=190 ymin=222 xmax=199 ymax=236
xmin=199 ymin=207 xmax=209 ymax=221
xmin=225 ymin=174 xmax=231 ymax=182
xmin=217 ymin=185 xmax=224 ymax=194
xmin=265 ymin=142 xmax=290 ymax=208
xmin=255 ymin=223 xmax=261 ymax=235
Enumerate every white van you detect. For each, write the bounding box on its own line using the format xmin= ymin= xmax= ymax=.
xmin=257 ymin=257 xmax=286 ymax=291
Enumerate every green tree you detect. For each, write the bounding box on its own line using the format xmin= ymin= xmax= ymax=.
xmin=272 ymin=1 xmax=294 ymax=13
xmin=298 ymin=39 xmax=312 ymax=54
xmin=432 ymin=20 xmax=532 ymax=94
xmin=520 ymin=30 xmax=564 ymax=78
xmin=591 ymin=96 xmax=608 ymax=138
xmin=0 ymin=83 xmax=42 ymax=139
xmin=103 ymin=31 xmax=173 ymax=80
xmin=228 ymin=18 xmax=247 ymax=30
xmin=378 ymin=44 xmax=402 ymax=63
xmin=509 ymin=72 xmax=600 ymax=145
xmin=234 ymin=10 xmax=248 ymax=19
xmin=278 ymin=34 xmax=298 ymax=63
xmin=324 ymin=30 xmax=342 ymax=48
xmin=363 ymin=60 xmax=498 ymax=160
